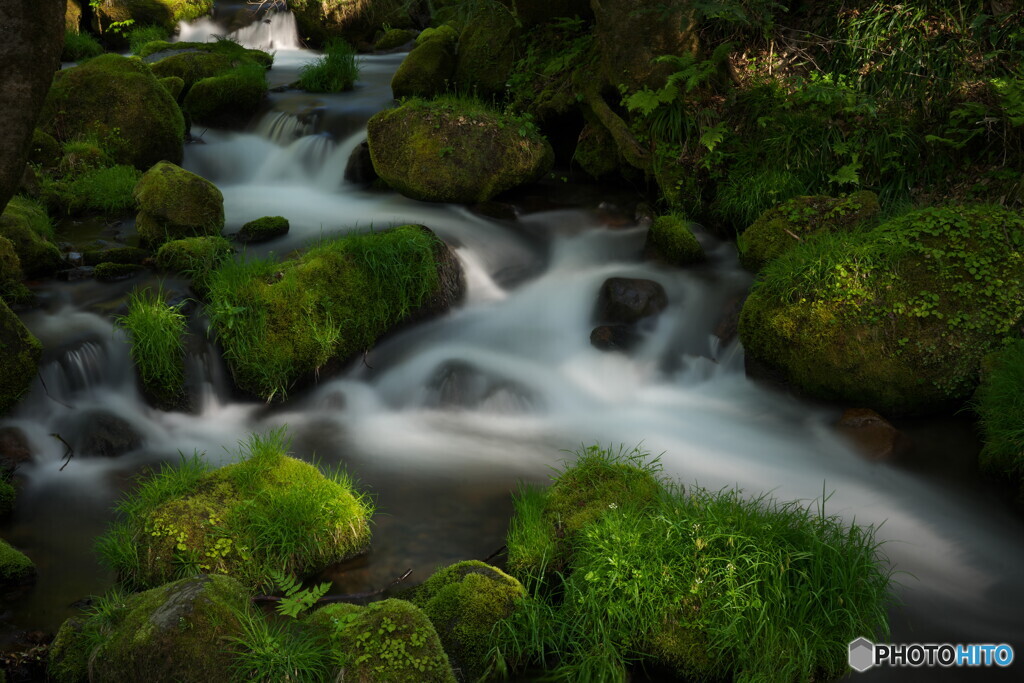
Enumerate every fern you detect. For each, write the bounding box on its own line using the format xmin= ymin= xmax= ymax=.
xmin=270 ymin=568 xmax=332 ymax=618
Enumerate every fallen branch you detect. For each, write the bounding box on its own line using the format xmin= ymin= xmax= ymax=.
xmin=482 ymin=545 xmax=507 ymax=564
xmin=50 ymin=433 xmax=74 ymax=471
xmin=252 ymin=568 xmax=413 ymax=605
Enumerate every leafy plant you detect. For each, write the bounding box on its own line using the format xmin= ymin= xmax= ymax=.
xmin=269 ymin=569 xmax=331 ymax=619
xmin=298 ymin=39 xmax=360 ymax=92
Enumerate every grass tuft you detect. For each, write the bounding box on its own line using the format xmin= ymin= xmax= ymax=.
xmin=62 ymin=31 xmax=104 ymax=62
xmin=298 ymin=39 xmax=360 ymax=92
xmin=114 ymin=286 xmax=187 ymax=404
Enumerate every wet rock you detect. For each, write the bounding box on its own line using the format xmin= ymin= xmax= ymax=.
xmin=0 ymin=426 xmax=32 ymax=475
xmin=78 ymin=412 xmax=143 ymax=458
xmin=93 ymin=262 xmax=143 ymax=282
xmin=594 ymin=277 xmax=668 ymax=325
xmin=0 ymin=299 xmax=42 ymax=416
xmin=134 ymin=161 xmax=224 ymax=246
xmin=426 ymin=360 xmax=534 ymax=412
xmin=714 ymin=294 xmax=746 ymax=347
xmin=57 ymin=266 xmax=95 ymax=281
xmin=836 ymin=408 xmax=912 ymax=461
xmin=344 ymin=141 xmax=377 ymax=186
xmin=590 ymin=324 xmax=643 ymax=352
xmin=470 ymin=201 xmax=517 ymax=221
xmin=237 ymin=216 xmax=289 ymax=243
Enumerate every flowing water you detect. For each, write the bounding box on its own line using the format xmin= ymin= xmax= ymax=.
xmin=3 ymin=8 xmax=1022 ymax=680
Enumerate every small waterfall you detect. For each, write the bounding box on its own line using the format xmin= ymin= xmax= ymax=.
xmin=40 ymin=340 xmax=111 ymax=399
xmin=175 ymin=10 xmax=300 ymax=51
xmin=254 ymin=133 xmax=337 ymax=184
xmin=255 ymin=110 xmax=319 ymax=144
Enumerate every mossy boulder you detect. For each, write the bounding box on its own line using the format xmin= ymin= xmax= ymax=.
xmin=740 ymin=204 xmax=1024 ymax=415
xmin=288 ymin=0 xmax=415 ymax=49
xmin=307 ymin=599 xmax=455 ymax=682
xmin=0 ymin=479 xmax=15 ymax=517
xmin=93 ymin=262 xmax=143 ymax=282
xmin=40 ymin=54 xmax=185 ymax=169
xmin=155 ymin=235 xmax=233 ymax=291
xmin=236 ymin=216 xmax=289 ymax=243
xmin=0 ymin=196 xmax=63 ymax=278
xmin=134 ymin=161 xmax=224 ymax=246
xmin=738 ymin=191 xmax=880 ymax=271
xmin=158 ymin=75 xmax=185 ymax=100
xmin=367 ymin=99 xmax=553 ymax=203
xmin=183 ymin=64 xmax=268 ymax=128
xmin=92 ymin=0 xmax=213 ymax=34
xmin=647 ymin=214 xmax=704 ymax=265
xmin=0 ymin=237 xmax=29 ymax=305
xmin=138 ymin=41 xmax=273 ymax=68
xmin=0 ymin=299 xmax=41 ymax=415
xmin=82 ymin=246 xmax=149 ymax=266
xmin=391 ymin=29 xmax=457 ymax=99
xmin=97 ymin=432 xmax=372 ymax=589
xmin=573 ymin=121 xmax=621 ymax=179
xmin=48 ymin=574 xmax=246 ymax=683
xmin=66 ymin=0 xmax=83 ymax=32
xmin=410 ymin=561 xmax=525 ymax=681
xmin=206 ymin=225 xmax=464 ymax=400
xmin=975 ymin=339 xmax=1024 ymax=496
xmin=375 ymin=27 xmax=416 ymax=51
xmin=29 ymin=129 xmax=61 ymax=168
xmin=454 ymin=9 xmax=519 ymax=96
xmin=149 ymin=51 xmax=234 ymax=96
xmin=0 ymin=538 xmax=34 ymax=587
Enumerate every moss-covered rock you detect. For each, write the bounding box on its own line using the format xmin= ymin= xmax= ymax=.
xmin=0 ymin=479 xmax=15 ymax=517
xmin=158 ymin=75 xmax=185 ymax=100
xmin=391 ymin=28 xmax=457 ymax=99
xmin=740 ymin=204 xmax=1024 ymax=415
xmin=375 ymin=27 xmax=416 ymax=51
xmin=207 ymin=225 xmax=464 ymax=400
xmin=134 ymin=161 xmax=224 ymax=246
xmin=93 ymin=262 xmax=143 ymax=282
xmin=92 ymin=0 xmax=213 ymax=34
xmin=738 ymin=191 xmax=880 ymax=271
xmin=573 ymin=121 xmax=620 ymax=179
xmin=49 ymin=574 xmax=246 ymax=683
xmin=138 ymin=40 xmax=272 ymax=68
xmin=0 ymin=538 xmax=34 ymax=587
xmin=647 ymin=214 xmax=704 ymax=265
xmin=0 ymin=196 xmax=63 ymax=278
xmin=98 ymin=431 xmax=372 ymax=590
xmin=288 ymin=0 xmax=415 ymax=49
xmin=66 ymin=0 xmax=83 ymax=32
xmin=82 ymin=246 xmax=149 ymax=266
xmin=0 ymin=299 xmax=40 ymax=415
xmin=183 ymin=63 xmax=268 ymax=128
xmin=40 ymin=54 xmax=185 ymax=170
xmin=975 ymin=339 xmax=1024 ymax=496
xmin=454 ymin=9 xmax=519 ymax=96
xmin=367 ymin=99 xmax=553 ymax=203
xmin=236 ymin=216 xmax=289 ymax=243
xmin=0 ymin=237 xmax=28 ymax=305
xmin=306 ymin=599 xmax=455 ymax=682
xmin=29 ymin=129 xmax=61 ymax=168
xmin=411 ymin=561 xmax=524 ymax=681
xmin=150 ymin=51 xmax=234 ymax=96
xmin=155 ymin=235 xmax=233 ymax=293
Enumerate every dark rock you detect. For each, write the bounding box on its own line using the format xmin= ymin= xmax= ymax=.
xmin=237 ymin=216 xmax=289 ymax=243
xmin=0 ymin=426 xmax=32 ymax=475
xmin=344 ymin=141 xmax=378 ymax=186
xmin=78 ymin=412 xmax=143 ymax=458
xmin=57 ymin=266 xmax=95 ymax=281
xmin=426 ymin=360 xmax=534 ymax=412
xmin=594 ymin=277 xmax=668 ymax=325
xmin=470 ymin=202 xmax=518 ymax=221
xmin=93 ymin=262 xmax=143 ymax=282
xmin=590 ymin=324 xmax=643 ymax=352
xmin=836 ymin=408 xmax=913 ymax=461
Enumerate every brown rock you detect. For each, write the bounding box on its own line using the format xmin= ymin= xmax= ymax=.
xmin=836 ymin=408 xmax=912 ymax=461
xmin=0 ymin=426 xmax=31 ymax=474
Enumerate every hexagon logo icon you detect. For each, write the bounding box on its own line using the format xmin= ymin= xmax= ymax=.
xmin=849 ymin=637 xmax=875 ymax=672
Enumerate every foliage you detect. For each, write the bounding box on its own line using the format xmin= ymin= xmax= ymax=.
xmin=975 ymin=339 xmax=1024 ymax=489
xmin=155 ymin=235 xmax=233 ymax=294
xmin=114 ymin=286 xmax=187 ymax=402
xmin=128 ymin=25 xmax=171 ymax=54
xmin=269 ymin=568 xmax=332 ymax=619
xmin=230 ymin=609 xmax=334 ymax=683
xmin=298 ymin=39 xmax=360 ymax=93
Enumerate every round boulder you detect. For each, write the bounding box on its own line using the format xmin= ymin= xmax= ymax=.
xmin=134 ymin=161 xmax=224 ymax=246
xmin=391 ymin=26 xmax=458 ymax=99
xmin=594 ymin=277 xmax=669 ymax=325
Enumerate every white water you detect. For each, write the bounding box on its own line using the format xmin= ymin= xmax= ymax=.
xmin=4 ymin=9 xmax=1022 ymax=679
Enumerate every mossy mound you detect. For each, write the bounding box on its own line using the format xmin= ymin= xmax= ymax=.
xmin=83 ymin=246 xmax=149 ymax=266
xmin=30 ymin=129 xmax=61 ymax=168
xmin=306 ymin=599 xmax=455 ymax=682
xmin=96 ymin=430 xmax=372 ymax=590
xmin=206 ymin=224 xmax=464 ymax=400
xmin=738 ymin=191 xmax=880 ymax=271
xmin=0 ymin=197 xmax=63 ymax=278
xmin=375 ymin=27 xmax=416 ymax=50
xmin=367 ymin=98 xmax=553 ymax=203
xmin=134 ymin=161 xmax=224 ymax=246
xmin=974 ymin=339 xmax=1024 ymax=496
xmin=94 ymin=262 xmax=143 ymax=282
xmin=92 ymin=0 xmax=213 ymax=34
xmin=155 ymin=235 xmax=232 ymax=293
xmin=453 ymin=9 xmax=519 ymax=96
xmin=573 ymin=122 xmax=620 ymax=179
xmin=158 ymin=75 xmax=184 ymax=100
xmin=137 ymin=40 xmax=272 ymax=68
xmin=40 ymin=54 xmax=185 ymax=170
xmin=183 ymin=63 xmax=268 ymax=128
xmin=0 ymin=538 xmax=34 ymax=587
xmin=506 ymin=445 xmax=663 ymax=575
xmin=48 ymin=574 xmax=246 ymax=683
xmin=647 ymin=214 xmax=704 ymax=265
xmin=740 ymin=204 xmax=1024 ymax=415
xmin=0 ymin=299 xmax=41 ymax=415
xmin=237 ymin=216 xmax=289 ymax=243
xmin=289 ymin=0 xmax=414 ymax=49
xmin=149 ymin=51 xmax=234 ymax=96
xmin=0 ymin=479 xmax=15 ymax=517
xmin=391 ymin=29 xmax=457 ymax=99
xmin=411 ymin=561 xmax=524 ymax=681
xmin=0 ymin=237 xmax=29 ymax=305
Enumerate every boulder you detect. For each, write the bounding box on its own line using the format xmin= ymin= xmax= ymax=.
xmin=0 ymin=299 xmax=41 ymax=415
xmin=390 ymin=28 xmax=457 ymax=99
xmin=836 ymin=408 xmax=912 ymax=461
xmin=66 ymin=0 xmax=83 ymax=32
xmin=183 ymin=64 xmax=268 ymax=128
xmin=740 ymin=205 xmax=1024 ymax=415
xmin=454 ymin=10 xmax=519 ymax=96
xmin=0 ymin=538 xmax=34 ymax=589
xmin=344 ymin=141 xmax=378 ymax=186
xmin=288 ymin=0 xmax=415 ymax=49
xmin=0 ymin=426 xmax=32 ymax=475
xmin=646 ymin=214 xmax=705 ymax=265
xmin=738 ymin=191 xmax=880 ymax=271
xmin=134 ymin=161 xmax=224 ymax=246
xmin=40 ymin=54 xmax=185 ymax=170
xmin=367 ymin=99 xmax=553 ymax=203
xmin=375 ymin=27 xmax=416 ymax=51
xmin=590 ymin=324 xmax=643 ymax=352
xmin=0 ymin=196 xmax=64 ymax=278
xmin=78 ymin=411 xmax=143 ymax=457
xmin=594 ymin=277 xmax=668 ymax=325
xmin=0 ymin=236 xmax=28 ymax=305
xmin=236 ymin=216 xmax=289 ymax=243
xmin=149 ymin=51 xmax=235 ymax=97
xmin=574 ymin=121 xmax=621 ymax=179
xmin=154 ymin=235 xmax=232 ymax=294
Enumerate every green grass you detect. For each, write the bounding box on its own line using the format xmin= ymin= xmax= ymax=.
xmin=96 ymin=428 xmax=374 ymax=590
xmin=298 ymin=39 xmax=360 ymax=92
xmin=65 ymin=164 xmax=142 ymax=214
xmin=61 ymin=30 xmax=104 ymax=62
xmin=494 ymin=445 xmax=893 ymax=681
xmin=114 ymin=286 xmax=187 ymax=404
xmin=155 ymin=236 xmax=233 ymax=294
xmin=128 ymin=25 xmax=171 ymax=54
xmin=975 ymin=339 xmax=1024 ymax=484
xmin=229 ymin=610 xmax=333 ymax=683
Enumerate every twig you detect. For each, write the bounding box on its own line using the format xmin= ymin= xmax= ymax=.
xmin=38 ymin=370 xmax=73 ymax=409
xmin=51 ymin=433 xmax=74 ymax=471
xmin=252 ymin=568 xmax=414 ymax=605
xmin=482 ymin=545 xmax=507 ymax=564
xmin=783 ymin=228 xmax=803 ymax=242
xmin=361 ymin=350 xmax=373 ymax=369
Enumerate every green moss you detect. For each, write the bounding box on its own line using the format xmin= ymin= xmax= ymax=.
xmin=237 ymin=216 xmax=289 ymax=243
xmin=97 ymin=430 xmax=373 ymax=590
xmin=506 ymin=15 xmax=596 ymax=121
xmin=137 ymin=40 xmax=272 ymax=67
xmin=975 ymin=339 xmax=1024 ymax=495
xmin=155 ymin=235 xmax=233 ymax=293
xmin=94 ymin=0 xmax=213 ymax=32
xmin=48 ymin=617 xmax=90 ymax=683
xmin=0 ymin=196 xmax=63 ymax=278
xmin=183 ymin=62 xmax=268 ymax=127
xmin=416 ymin=25 xmax=459 ymax=46
xmin=375 ymin=28 xmax=416 ymax=50
xmin=0 ymin=299 xmax=41 ymax=415
xmin=94 ymin=262 xmax=144 ymax=282
xmin=150 ymin=51 xmax=234 ymax=97
xmin=391 ymin=30 xmax=457 ymax=99
xmin=307 ymin=599 xmax=455 ymax=682
xmin=0 ymin=479 xmax=15 ymax=517
xmin=83 ymin=246 xmax=149 ymax=266
xmin=454 ymin=8 xmax=519 ymax=96
xmin=367 ymin=98 xmax=553 ymax=203
xmin=740 ymin=204 xmax=1024 ymax=415
xmin=40 ymin=54 xmax=185 ymax=169
xmin=158 ymin=75 xmax=184 ymax=100
xmin=0 ymin=538 xmax=34 ymax=586
xmin=0 ymin=237 xmax=28 ymax=306
xmin=411 ymin=561 xmax=524 ymax=681
xmin=738 ymin=191 xmax=881 ymax=272
xmin=647 ymin=214 xmax=704 ymax=265
xmin=134 ymin=161 xmax=224 ymax=246
xmin=30 ymin=129 xmax=61 ymax=168
xmin=206 ymin=225 xmax=457 ymax=400
xmin=62 ymin=30 xmax=104 ymax=62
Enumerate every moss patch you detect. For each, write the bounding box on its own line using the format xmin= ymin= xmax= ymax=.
xmin=975 ymin=339 xmax=1024 ymax=497
xmin=96 ymin=430 xmax=372 ymax=590
xmin=40 ymin=54 xmax=185 ymax=169
xmin=134 ymin=161 xmax=224 ymax=246
xmin=150 ymin=51 xmax=234 ymax=97
xmin=375 ymin=28 xmax=416 ymax=50
xmin=155 ymin=235 xmax=233 ymax=293
xmin=0 ymin=196 xmax=63 ymax=278
xmin=647 ymin=214 xmax=704 ymax=265
xmin=183 ymin=62 xmax=268 ymax=128
xmin=740 ymin=204 xmax=1024 ymax=415
xmin=367 ymin=98 xmax=553 ymax=203
xmin=237 ymin=216 xmax=289 ymax=243
xmin=391 ymin=29 xmax=457 ymax=99
xmin=307 ymin=599 xmax=455 ymax=682
xmin=454 ymin=8 xmax=519 ymax=96
xmin=0 ymin=298 xmax=42 ymax=416
xmin=0 ymin=538 xmax=34 ymax=587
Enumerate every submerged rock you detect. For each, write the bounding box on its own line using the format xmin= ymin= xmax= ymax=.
xmin=344 ymin=141 xmax=377 ymax=186
xmin=594 ymin=277 xmax=668 ymax=325
xmin=40 ymin=54 xmax=185 ymax=170
xmin=367 ymin=99 xmax=553 ymax=203
xmin=0 ymin=299 xmax=42 ymax=416
xmin=836 ymin=408 xmax=912 ymax=461
xmin=0 ymin=426 xmax=32 ymax=474
xmin=134 ymin=161 xmax=224 ymax=246
xmin=590 ymin=324 xmax=643 ymax=352
xmin=77 ymin=411 xmax=143 ymax=457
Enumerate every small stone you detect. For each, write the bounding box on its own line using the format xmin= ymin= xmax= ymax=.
xmin=594 ymin=277 xmax=668 ymax=325
xmin=836 ymin=408 xmax=912 ymax=461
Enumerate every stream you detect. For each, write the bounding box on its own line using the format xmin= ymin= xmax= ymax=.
xmin=2 ymin=6 xmax=1022 ymax=681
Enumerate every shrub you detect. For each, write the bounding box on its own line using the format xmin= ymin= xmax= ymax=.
xmin=298 ymin=39 xmax=360 ymax=93
xmin=114 ymin=286 xmax=187 ymax=407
